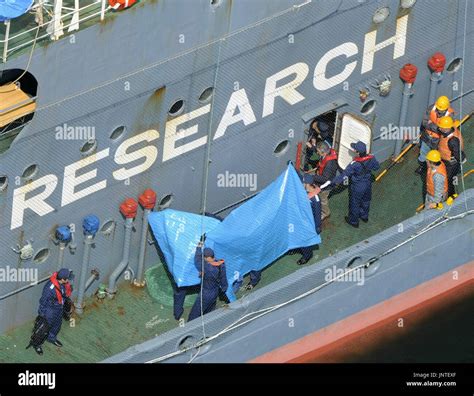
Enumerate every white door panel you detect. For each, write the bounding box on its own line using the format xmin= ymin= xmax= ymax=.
xmin=336 ymin=113 xmax=372 ymax=169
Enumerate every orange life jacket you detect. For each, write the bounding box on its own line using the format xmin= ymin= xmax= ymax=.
xmin=108 ymin=0 xmax=137 ymax=10
xmin=317 ymin=149 xmax=337 ymax=176
xmin=426 ymin=162 xmax=448 ymax=197
xmin=209 ymin=259 xmax=225 ymax=267
xmin=438 ymin=127 xmax=464 ymax=161
xmin=50 ymin=272 xmax=72 ymax=304
xmin=426 ymin=106 xmax=454 ymax=138
xmin=353 ymin=154 xmax=374 ymax=163
xmin=307 ymin=191 xmax=319 ymax=200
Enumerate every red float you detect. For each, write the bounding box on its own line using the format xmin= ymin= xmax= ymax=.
xmin=399 ymin=64 xmax=418 ymax=84
xmin=120 ymin=198 xmax=138 ymax=218
xmin=138 ymin=189 xmax=157 ymax=210
xmin=428 ymin=52 xmax=446 ymax=73
xmin=108 ymin=0 xmax=137 ymax=11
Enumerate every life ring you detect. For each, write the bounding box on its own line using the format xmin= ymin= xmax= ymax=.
xmin=108 ymin=0 xmax=137 ymax=10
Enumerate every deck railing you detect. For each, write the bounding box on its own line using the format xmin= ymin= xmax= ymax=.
xmin=1 ymin=0 xmax=110 ymax=63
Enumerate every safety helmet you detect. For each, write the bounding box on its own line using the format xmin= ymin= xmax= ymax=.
xmin=435 ymin=96 xmax=450 ymax=111
xmin=426 ymin=150 xmax=441 ymax=163
xmin=437 ymin=116 xmax=453 ymax=129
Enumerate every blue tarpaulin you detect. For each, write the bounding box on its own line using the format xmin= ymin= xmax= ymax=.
xmin=148 ymin=164 xmax=321 ymax=301
xmin=148 ymin=210 xmax=220 ymax=287
xmin=0 ymin=0 xmax=33 ymax=21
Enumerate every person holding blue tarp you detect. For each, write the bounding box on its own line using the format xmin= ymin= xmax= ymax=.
xmin=298 ymin=175 xmax=322 ymax=265
xmin=205 ymin=212 xmax=262 ymax=293
xmin=188 ymin=243 xmax=228 ymax=321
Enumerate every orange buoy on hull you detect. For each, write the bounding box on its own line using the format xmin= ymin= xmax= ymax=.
xmin=109 ymin=0 xmax=137 ymax=10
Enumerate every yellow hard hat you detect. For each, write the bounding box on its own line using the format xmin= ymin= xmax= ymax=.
xmin=435 ymin=96 xmax=450 ymax=111
xmin=426 ymin=150 xmax=441 ymax=162
xmin=437 ymin=116 xmax=453 ymax=129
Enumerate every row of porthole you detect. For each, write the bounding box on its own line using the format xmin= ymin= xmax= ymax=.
xmin=168 ymin=87 xmax=214 ymax=117
xmin=168 ymin=60 xmax=463 ymax=119
xmin=0 ymin=86 xmax=210 ymax=191
xmin=0 ymin=139 xmax=289 ymax=192
xmin=2 ymin=56 xmax=462 ymax=190
xmin=0 ymin=126 xmax=129 ymax=191
xmin=28 ymin=195 xmax=175 ymax=265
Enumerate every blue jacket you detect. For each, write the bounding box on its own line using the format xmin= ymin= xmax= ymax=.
xmin=38 ymin=281 xmax=67 ymax=316
xmin=332 ymin=155 xmax=380 ymax=188
xmin=194 ymin=247 xmax=228 ymax=293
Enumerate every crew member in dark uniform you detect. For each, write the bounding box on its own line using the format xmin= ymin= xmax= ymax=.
xmin=27 ymin=268 xmax=72 ymax=355
xmin=188 ymin=245 xmax=228 ymax=321
xmin=321 ymin=141 xmax=380 ymax=228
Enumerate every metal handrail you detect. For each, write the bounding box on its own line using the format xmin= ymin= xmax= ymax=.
xmin=1 ymin=0 xmax=110 ymax=62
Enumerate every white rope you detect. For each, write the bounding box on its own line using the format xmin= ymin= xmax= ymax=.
xmin=1 ymin=23 xmax=41 ymax=90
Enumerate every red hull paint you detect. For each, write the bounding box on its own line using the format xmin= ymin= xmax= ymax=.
xmin=250 ymin=261 xmax=474 ymax=363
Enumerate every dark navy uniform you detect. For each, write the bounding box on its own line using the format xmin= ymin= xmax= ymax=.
xmin=299 ymin=190 xmax=322 ymax=263
xmin=332 ymin=147 xmax=380 ymax=227
xmin=173 ymin=286 xmax=186 ymax=320
xmin=188 ymin=247 xmax=228 ymax=321
xmin=38 ymin=271 xmax=72 ymax=343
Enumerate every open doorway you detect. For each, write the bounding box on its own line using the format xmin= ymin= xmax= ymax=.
xmin=303 ymin=110 xmax=337 ymax=171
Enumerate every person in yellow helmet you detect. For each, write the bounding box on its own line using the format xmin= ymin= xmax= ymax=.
xmin=425 ymin=150 xmax=448 ymax=209
xmin=416 ymin=96 xmax=455 ymax=175
xmin=437 ymin=116 xmax=466 ymax=196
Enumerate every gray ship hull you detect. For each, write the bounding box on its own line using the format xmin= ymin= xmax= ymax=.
xmin=105 ymin=190 xmax=474 ymax=363
xmin=0 ymin=0 xmax=473 ymax=361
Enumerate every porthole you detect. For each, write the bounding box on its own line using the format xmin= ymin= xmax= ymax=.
xmin=168 ymin=99 xmax=185 ymax=116
xmin=0 ymin=175 xmax=8 ymax=191
xmin=100 ymin=220 xmax=116 ymax=235
xmin=273 ymin=140 xmax=290 ymax=156
xmin=346 ymin=256 xmax=363 ymax=269
xmin=159 ymin=194 xmax=174 ymax=208
xmin=372 ymin=7 xmax=390 ymax=24
xmin=177 ymin=335 xmax=196 ymax=351
xmin=110 ymin=126 xmax=126 ymax=141
xmin=22 ymin=164 xmax=38 ymax=180
xmin=199 ymin=87 xmax=214 ymax=103
xmin=364 ymin=259 xmax=381 ymax=277
xmin=80 ymin=139 xmax=98 ymax=156
xmin=446 ymin=58 xmax=462 ymax=73
xmin=400 ymin=0 xmax=417 ymax=9
xmin=361 ymin=100 xmax=376 ymax=115
xmin=34 ymin=248 xmax=50 ymax=264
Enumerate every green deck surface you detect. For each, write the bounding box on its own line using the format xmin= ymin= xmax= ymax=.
xmin=1 ymin=118 xmax=472 ymax=363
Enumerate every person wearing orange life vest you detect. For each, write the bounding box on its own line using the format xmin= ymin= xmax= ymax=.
xmin=188 ymin=245 xmax=228 ymax=321
xmin=31 ymin=268 xmax=73 ymax=355
xmin=437 ymin=116 xmax=466 ymax=197
xmin=416 ymin=96 xmax=455 ymax=174
xmin=425 ymin=150 xmax=448 ymax=209
xmin=312 ymin=141 xmax=338 ymax=221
